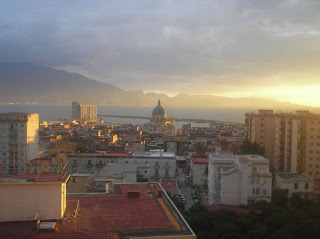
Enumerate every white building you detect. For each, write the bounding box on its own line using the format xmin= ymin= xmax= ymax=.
xmin=208 ymin=153 xmax=272 ymax=206
xmin=274 ymin=172 xmax=313 ymax=199
xmin=0 ymin=113 xmax=39 ymax=174
xmin=67 ymin=151 xmax=177 ymax=181
xmin=72 ymin=102 xmax=97 ymax=123
xmin=190 ymin=156 xmax=208 ymax=186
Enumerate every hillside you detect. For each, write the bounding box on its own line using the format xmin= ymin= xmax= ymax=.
xmin=0 ymin=63 xmax=310 ymax=109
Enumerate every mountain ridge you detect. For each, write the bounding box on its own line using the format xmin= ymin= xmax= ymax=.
xmin=0 ymin=62 xmax=313 ymax=109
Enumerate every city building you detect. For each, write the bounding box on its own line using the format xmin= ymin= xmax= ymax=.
xmin=245 ymin=110 xmax=276 ymax=166
xmin=0 ymin=173 xmax=69 ymax=222
xmin=274 ymin=172 xmax=314 ymax=199
xmin=190 ymin=156 xmax=208 ymax=186
xmin=143 ymin=100 xmax=175 ymax=135
xmin=0 ymin=182 xmax=196 ymax=239
xmin=66 ymin=151 xmax=177 ymax=181
xmin=208 ymin=153 xmax=272 ymax=206
xmin=0 ymin=112 xmax=39 ymax=174
xmin=246 ymin=110 xmax=320 ymax=176
xmin=72 ymin=101 xmax=97 ymax=123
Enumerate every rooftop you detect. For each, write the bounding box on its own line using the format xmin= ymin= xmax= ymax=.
xmin=0 ymin=183 xmax=195 ymax=239
xmin=190 ymin=156 xmax=208 ymax=164
xmin=0 ymin=174 xmax=70 ymax=183
xmin=161 ymin=180 xmax=177 ymax=191
xmin=276 ymin=173 xmax=312 ymax=180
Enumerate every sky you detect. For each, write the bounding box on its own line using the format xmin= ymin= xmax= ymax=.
xmin=1 ymin=0 xmax=320 ymax=106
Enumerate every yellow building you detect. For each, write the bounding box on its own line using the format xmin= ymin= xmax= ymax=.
xmin=143 ymin=100 xmax=175 ymax=135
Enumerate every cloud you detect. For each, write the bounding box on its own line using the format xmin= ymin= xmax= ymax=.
xmin=1 ymin=0 xmax=320 ymax=100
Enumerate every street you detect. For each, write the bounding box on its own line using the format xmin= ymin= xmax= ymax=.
xmin=177 ymin=167 xmax=196 ymax=210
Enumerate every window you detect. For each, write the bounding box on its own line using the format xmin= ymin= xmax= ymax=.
xmin=310 ymin=157 xmax=313 ymax=161
xmin=256 ymin=188 xmax=260 ymax=195
xmin=20 ymin=124 xmax=24 ymax=127
xmin=256 ymin=178 xmax=260 ymax=184
xmin=111 ymin=160 xmax=114 ymax=163
xmin=263 ymin=189 xmax=267 ymax=195
xmin=251 ymin=178 xmax=255 ymax=184
xmin=125 ymin=161 xmax=128 ymax=164
xmin=73 ymin=160 xmax=77 ymax=166
xmin=263 ymin=179 xmax=268 ymax=184
xmin=2 ymin=153 xmax=6 ymax=156
xmin=145 ymin=161 xmax=148 ymax=164
xmin=252 ymin=167 xmax=257 ymax=174
xmin=144 ymin=170 xmax=147 ymax=173
xmin=305 ymin=183 xmax=309 ymax=190
xmin=294 ymin=183 xmax=298 ymax=189
xmin=88 ymin=160 xmax=92 ymax=165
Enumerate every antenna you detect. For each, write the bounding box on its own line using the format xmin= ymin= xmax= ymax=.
xmin=56 ymin=153 xmax=68 ymax=180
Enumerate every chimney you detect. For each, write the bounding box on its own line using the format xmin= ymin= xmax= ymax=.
xmin=105 ymin=179 xmax=114 ymax=193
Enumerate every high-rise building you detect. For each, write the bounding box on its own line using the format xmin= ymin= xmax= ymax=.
xmin=72 ymin=102 xmax=97 ymax=123
xmin=0 ymin=113 xmax=39 ymax=174
xmin=246 ymin=110 xmax=320 ymax=176
xmin=245 ymin=110 xmax=276 ymax=166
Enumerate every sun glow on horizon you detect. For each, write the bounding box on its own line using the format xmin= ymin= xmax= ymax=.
xmin=214 ymin=85 xmax=320 ymax=107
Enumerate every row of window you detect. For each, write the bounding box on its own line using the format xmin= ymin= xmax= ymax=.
xmin=251 ymin=177 xmax=268 ymax=184
xmin=252 ymin=188 xmax=268 ymax=196
xmin=294 ymin=182 xmax=309 ymax=190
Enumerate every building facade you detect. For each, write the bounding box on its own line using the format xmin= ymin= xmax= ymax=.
xmin=190 ymin=156 xmax=208 ymax=186
xmin=208 ymin=153 xmax=272 ymax=206
xmin=0 ymin=113 xmax=39 ymax=174
xmin=274 ymin=172 xmax=314 ymax=199
xmin=246 ymin=110 xmax=320 ymax=176
xmin=72 ymin=102 xmax=97 ymax=123
xmin=0 ymin=174 xmax=69 ymax=222
xmin=66 ymin=151 xmax=177 ymax=181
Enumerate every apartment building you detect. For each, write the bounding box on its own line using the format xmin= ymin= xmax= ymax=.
xmin=72 ymin=101 xmax=97 ymax=123
xmin=208 ymin=153 xmax=272 ymax=206
xmin=246 ymin=110 xmax=320 ymax=176
xmin=66 ymin=151 xmax=177 ymax=181
xmin=0 ymin=113 xmax=39 ymax=174
xmin=245 ymin=110 xmax=276 ymax=165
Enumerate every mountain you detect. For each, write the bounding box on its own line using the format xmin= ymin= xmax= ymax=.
xmin=0 ymin=63 xmax=312 ymax=109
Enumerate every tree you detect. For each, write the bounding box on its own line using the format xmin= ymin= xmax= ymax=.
xmin=272 ymin=189 xmax=289 ymax=207
xmin=240 ymin=139 xmax=265 ymax=156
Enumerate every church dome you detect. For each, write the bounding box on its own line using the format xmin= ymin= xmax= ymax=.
xmin=152 ymin=100 xmax=166 ymax=116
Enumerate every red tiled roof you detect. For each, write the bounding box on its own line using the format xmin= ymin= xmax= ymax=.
xmin=238 ymin=157 xmax=250 ymax=162
xmin=216 ymin=150 xmax=233 ymax=154
xmin=314 ymin=178 xmax=320 ymax=189
xmin=107 ymin=152 xmax=132 ymax=157
xmin=29 ymin=158 xmax=51 ymax=163
xmin=0 ymin=184 xmax=184 ymax=239
xmin=0 ymin=174 xmax=70 ymax=183
xmin=190 ymin=156 xmax=208 ymax=164
xmin=161 ymin=181 xmax=177 ymax=191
